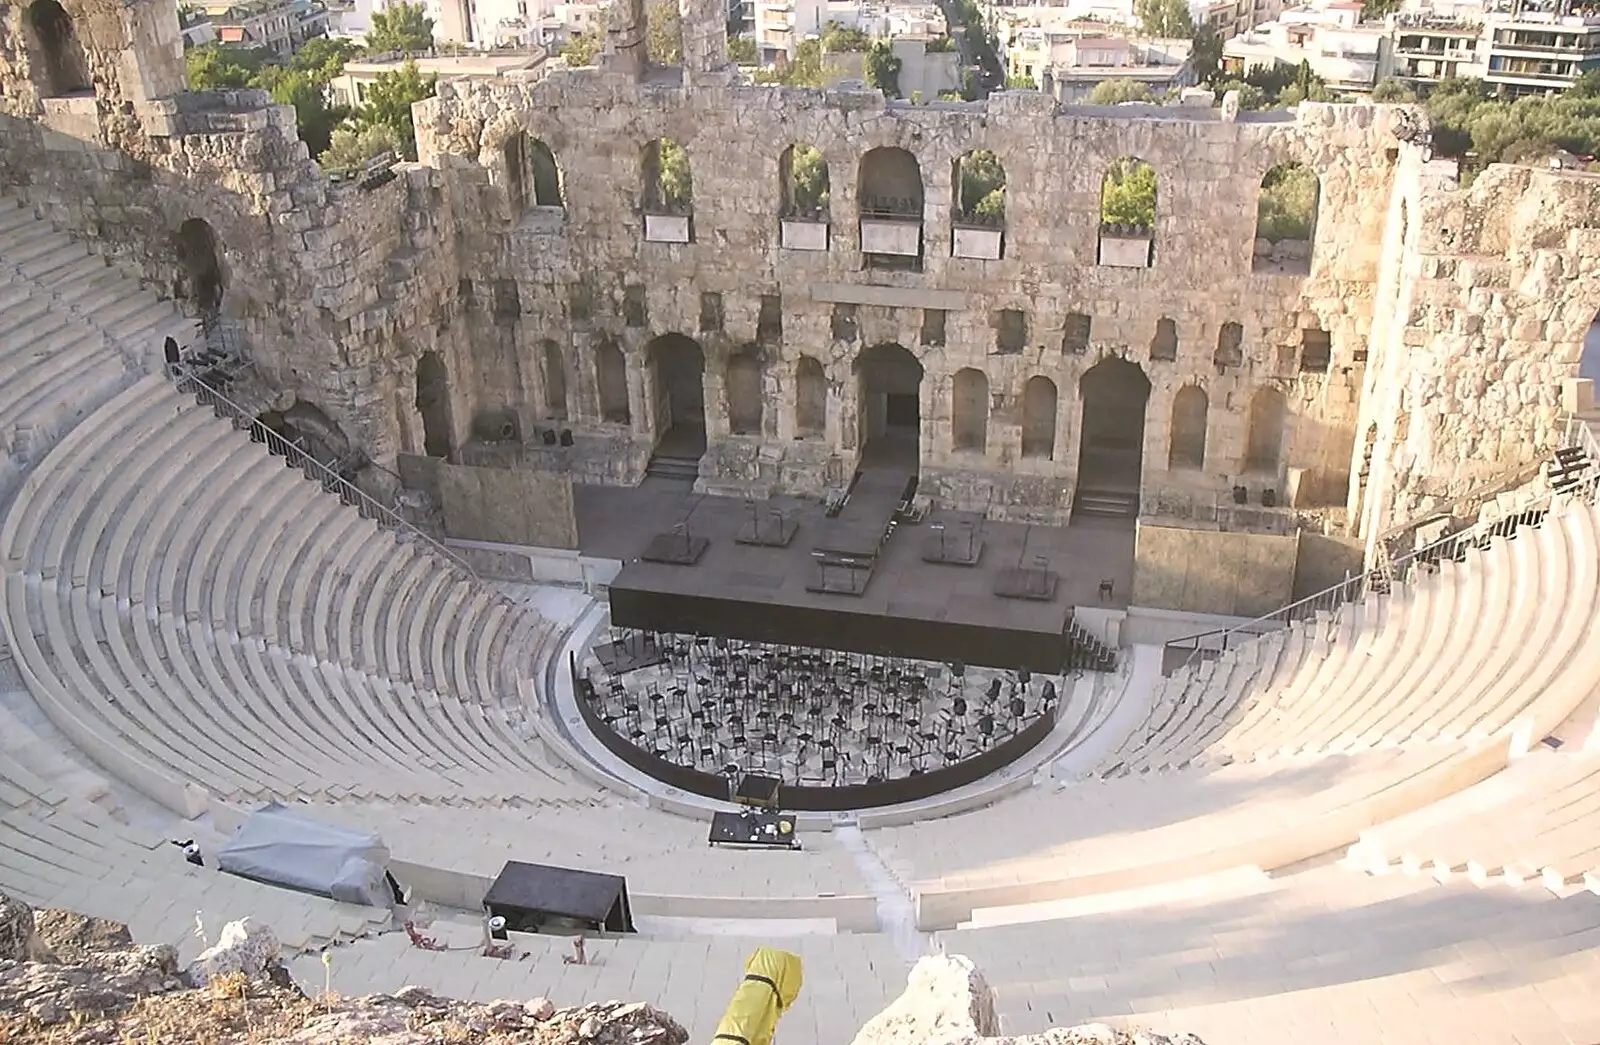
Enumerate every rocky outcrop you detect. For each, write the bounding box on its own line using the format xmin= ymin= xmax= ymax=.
xmin=31 ymin=909 xmax=133 ymax=963
xmin=852 ymin=955 xmax=1205 ymax=1045
xmin=187 ymin=917 xmax=281 ymax=986
xmin=0 ymin=891 xmax=37 ymax=962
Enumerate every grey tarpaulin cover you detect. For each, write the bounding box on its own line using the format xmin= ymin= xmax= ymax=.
xmin=217 ymin=803 xmax=393 ymax=907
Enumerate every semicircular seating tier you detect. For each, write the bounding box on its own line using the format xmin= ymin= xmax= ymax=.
xmin=862 ymin=494 xmax=1600 ymax=929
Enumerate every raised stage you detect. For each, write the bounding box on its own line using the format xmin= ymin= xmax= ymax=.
xmin=575 ymin=471 xmax=1135 ymax=673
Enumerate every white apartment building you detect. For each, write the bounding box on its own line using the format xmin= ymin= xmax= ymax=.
xmin=1223 ymin=1 xmax=1391 ymax=90
xmin=1387 ymin=0 xmax=1600 ymax=93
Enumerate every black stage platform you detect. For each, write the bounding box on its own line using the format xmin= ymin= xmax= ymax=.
xmin=576 ymin=471 xmax=1135 ymax=673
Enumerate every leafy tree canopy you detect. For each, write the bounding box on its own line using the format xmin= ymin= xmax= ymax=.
xmin=864 ymin=38 xmax=901 ymax=98
xmin=1086 ymin=78 xmax=1153 ymax=105
xmin=353 ymin=58 xmax=438 ymax=161
xmin=1136 ymin=0 xmax=1193 ymax=39
xmin=1101 ymin=157 xmax=1157 ymax=229
xmin=365 ymin=1 xmax=434 ymax=53
xmin=321 ymin=122 xmax=401 ymax=170
xmin=820 ymin=21 xmax=872 ymax=52
xmin=648 ymin=0 xmax=683 ymax=63
xmin=291 ymin=36 xmax=360 ymax=81
xmin=185 ymin=44 xmax=272 ymax=90
xmin=786 ymin=143 xmax=829 ymax=214
xmin=957 ymin=149 xmax=1006 ymax=221
xmin=1371 ymin=76 xmax=1417 ymax=103
xmin=727 ymin=34 xmax=757 ymax=64
xmin=1425 ymin=75 xmax=1600 ymax=167
xmin=1256 ymin=163 xmax=1319 ymax=242
xmin=753 ymin=37 xmax=827 ymax=86
xmin=561 ymin=29 xmax=602 ymax=67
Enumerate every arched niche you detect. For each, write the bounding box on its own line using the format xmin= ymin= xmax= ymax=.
xmin=1021 ymin=375 xmax=1057 ymax=461
xmin=596 ymin=340 xmax=632 ymax=425
xmin=414 ymin=352 xmax=453 ymax=459
xmin=1244 ymin=386 xmax=1287 ymax=474
xmin=258 ymin=400 xmax=354 ymax=473
xmin=642 ymin=138 xmax=693 ymax=214
xmin=1214 ymin=321 xmax=1243 ymax=369
xmin=541 ymin=339 xmax=568 ymax=420
xmin=175 ymin=218 xmax=225 ymax=318
xmin=795 ymin=356 xmax=826 ymax=438
xmin=726 ymin=344 xmax=765 ymax=436
xmin=1150 ymin=317 xmax=1178 ymax=362
xmin=1075 ymin=355 xmax=1152 ymax=515
xmin=951 ymin=368 xmax=989 ymax=454
xmin=1098 ymin=157 xmax=1156 ymax=269
xmin=1168 ymin=385 xmax=1208 ymax=470
xmin=855 ymin=342 xmax=923 ymax=465
xmin=1253 ymin=162 xmax=1320 ymax=275
xmin=858 ymin=147 xmax=924 ymax=267
xmin=646 ymin=333 xmax=706 ymax=454
xmin=25 ymin=0 xmax=91 ymax=98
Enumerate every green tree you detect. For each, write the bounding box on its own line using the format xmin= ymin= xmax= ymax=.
xmin=291 ymin=36 xmax=360 ymax=81
xmin=1371 ymin=76 xmax=1417 ymax=103
xmin=353 ymin=58 xmax=437 ymax=160
xmin=1006 ymin=73 xmax=1036 ymax=88
xmin=1361 ymin=0 xmax=1401 ymax=16
xmin=320 ymin=121 xmax=402 ymax=170
xmin=1087 ymin=78 xmax=1153 ymax=104
xmin=957 ymin=149 xmax=1006 ymax=220
xmin=1101 ymin=157 xmax=1157 ymax=229
xmin=260 ymin=67 xmax=349 ymax=157
xmin=365 ymin=1 xmax=434 ymax=53
xmin=864 ymin=38 xmax=901 ymax=97
xmin=819 ymin=21 xmax=872 ymax=51
xmin=648 ymin=0 xmax=683 ymax=63
xmin=787 ymin=142 xmax=829 ymax=214
xmin=727 ymin=34 xmax=757 ymax=64
xmin=1256 ymin=163 xmax=1318 ymax=241
xmin=925 ymin=35 xmax=954 ymax=52
xmin=1570 ymin=69 xmax=1600 ymax=98
xmin=185 ymin=44 xmax=270 ymax=89
xmin=1213 ymin=78 xmax=1268 ymax=108
xmin=654 ymin=138 xmax=693 ymax=209
xmin=1191 ymin=25 xmax=1221 ymax=84
xmin=561 ymin=29 xmax=602 ymax=67
xmin=1136 ymin=0 xmax=1193 ymax=38
xmin=753 ymin=37 xmax=827 ymax=86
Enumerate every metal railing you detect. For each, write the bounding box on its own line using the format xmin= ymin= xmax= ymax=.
xmin=1163 ymin=423 xmax=1600 ymax=673
xmin=167 ymin=362 xmax=483 ymax=583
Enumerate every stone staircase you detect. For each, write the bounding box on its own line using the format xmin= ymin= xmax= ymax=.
xmin=645 ymin=450 xmax=702 ymax=482
xmin=1070 ymin=486 xmax=1139 ymax=520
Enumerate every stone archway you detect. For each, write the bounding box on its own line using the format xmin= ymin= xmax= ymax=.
xmin=258 ymin=400 xmax=355 ymax=474
xmin=176 ymin=218 xmax=225 ymax=319
xmin=1073 ymin=355 xmax=1151 ymax=520
xmin=854 ymin=342 xmax=923 ymax=467
xmin=25 ymin=0 xmax=91 ymax=97
xmin=646 ymin=333 xmax=706 ymax=457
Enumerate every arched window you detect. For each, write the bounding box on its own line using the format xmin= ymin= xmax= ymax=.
xmin=796 ymin=356 xmax=826 ymax=438
xmin=954 ymin=150 xmax=1005 ymax=223
xmin=643 ymin=138 xmax=692 ymax=214
xmin=1253 ymin=162 xmax=1320 ymax=275
xmin=726 ymin=345 xmax=764 ymax=435
xmin=597 ymin=340 xmax=631 ymax=425
xmin=780 ymin=143 xmax=829 ymax=218
xmin=1169 ymin=385 xmax=1208 ymax=470
xmin=504 ymin=133 xmax=564 ymax=215
xmin=541 ymin=339 xmax=568 ymax=421
xmin=1244 ymin=387 xmax=1286 ymax=474
xmin=175 ymin=218 xmax=225 ymax=318
xmin=1099 ymin=157 xmax=1156 ymax=268
xmin=951 ymin=368 xmax=988 ymax=454
xmin=1214 ymin=321 xmax=1243 ymax=369
xmin=25 ymin=0 xmax=91 ymax=97
xmin=1021 ymin=376 xmax=1057 ymax=460
xmin=1150 ymin=318 xmax=1177 ymax=362
xmin=858 ymin=147 xmax=924 ymax=267
xmin=415 ymin=352 xmax=453 ymax=458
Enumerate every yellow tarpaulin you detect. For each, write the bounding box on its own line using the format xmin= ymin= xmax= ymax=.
xmin=711 ymin=947 xmax=803 ymax=1045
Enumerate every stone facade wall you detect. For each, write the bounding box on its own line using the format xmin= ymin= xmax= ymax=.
xmin=1 ymin=0 xmax=1597 ymax=544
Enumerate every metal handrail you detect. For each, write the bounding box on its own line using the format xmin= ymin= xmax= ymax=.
xmin=167 ymin=363 xmax=483 ymax=583
xmin=1164 ymin=424 xmax=1600 ymax=671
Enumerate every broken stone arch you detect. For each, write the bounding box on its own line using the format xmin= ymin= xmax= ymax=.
xmin=24 ymin=0 xmax=91 ymax=98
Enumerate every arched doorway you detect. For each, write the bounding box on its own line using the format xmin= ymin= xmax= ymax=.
xmin=26 ymin=0 xmax=91 ymax=97
xmin=854 ymin=342 xmax=923 ymax=467
xmin=176 ymin=218 xmax=225 ymax=318
xmin=647 ymin=334 xmax=706 ymax=458
xmin=258 ymin=400 xmax=355 ymax=475
xmin=1074 ymin=355 xmax=1151 ymax=520
xmin=415 ymin=352 xmax=453 ymax=458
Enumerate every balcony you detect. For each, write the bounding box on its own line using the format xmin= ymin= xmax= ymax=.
xmin=780 ymin=216 xmax=829 ymax=251
xmin=644 ymin=212 xmax=692 ymax=243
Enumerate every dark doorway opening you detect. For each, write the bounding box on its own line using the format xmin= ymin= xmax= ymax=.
xmin=647 ymin=334 xmax=707 ymax=460
xmin=855 ymin=342 xmax=923 ymax=468
xmin=415 ymin=351 xmax=453 ymax=459
xmin=1073 ymin=355 xmax=1151 ymax=521
xmin=176 ymin=218 xmax=225 ymax=319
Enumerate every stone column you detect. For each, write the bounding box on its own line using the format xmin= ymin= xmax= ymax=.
xmin=678 ymin=0 xmax=731 ymax=82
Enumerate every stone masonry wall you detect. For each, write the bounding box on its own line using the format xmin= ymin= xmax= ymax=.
xmin=2 ymin=0 xmax=1598 ymax=541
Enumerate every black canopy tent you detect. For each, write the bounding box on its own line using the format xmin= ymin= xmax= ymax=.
xmin=482 ymin=860 xmax=635 ymax=934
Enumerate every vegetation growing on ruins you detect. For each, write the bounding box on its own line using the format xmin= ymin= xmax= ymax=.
xmin=1100 ymin=158 xmax=1157 ymax=230
xmin=321 ymin=122 xmax=402 ymax=170
xmin=864 ymin=40 xmax=902 ymax=98
xmin=1086 ymin=79 xmax=1154 ymax=105
xmin=1255 ymin=163 xmax=1319 ymax=243
xmin=364 ymin=1 xmax=435 ymax=53
xmin=786 ymin=144 xmax=830 ymax=215
xmin=956 ymin=150 xmax=1005 ymax=222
